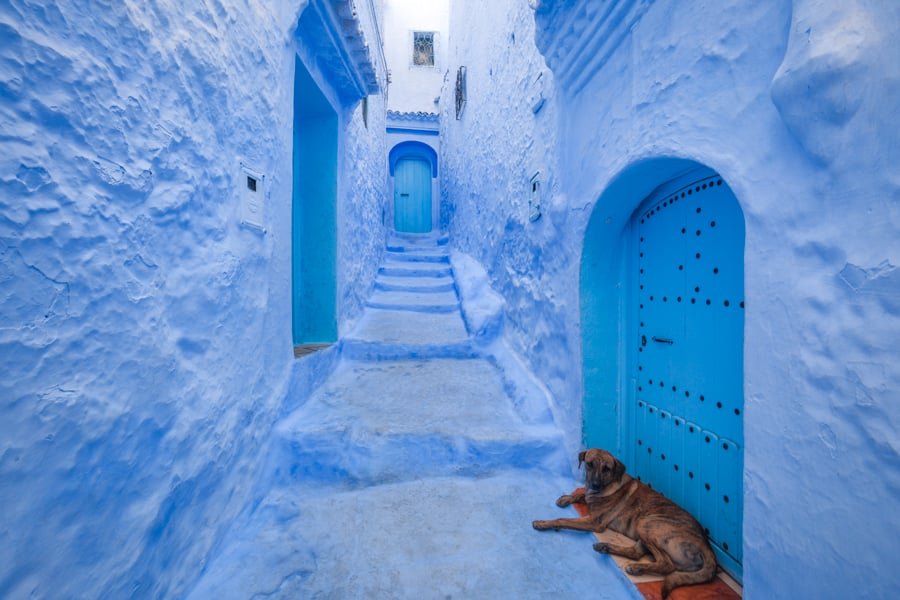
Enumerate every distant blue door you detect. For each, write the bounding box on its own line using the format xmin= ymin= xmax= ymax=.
xmin=393 ymin=158 xmax=432 ymax=233
xmin=630 ymin=170 xmax=744 ymax=578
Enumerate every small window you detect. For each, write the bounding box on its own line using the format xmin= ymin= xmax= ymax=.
xmin=413 ymin=31 xmax=435 ymax=66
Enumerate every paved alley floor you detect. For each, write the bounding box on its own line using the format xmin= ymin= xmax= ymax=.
xmin=187 ymin=234 xmax=638 ymax=600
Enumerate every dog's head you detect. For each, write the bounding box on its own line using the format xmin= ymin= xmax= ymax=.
xmin=579 ymin=448 xmax=626 ymax=491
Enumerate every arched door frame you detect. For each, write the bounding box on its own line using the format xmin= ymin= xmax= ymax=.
xmin=388 ymin=140 xmax=438 ymax=233
xmin=580 ymin=156 xmax=746 ymax=580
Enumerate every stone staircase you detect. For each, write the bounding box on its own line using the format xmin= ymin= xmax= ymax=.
xmin=276 ymin=232 xmax=565 ymax=486
xmin=186 ymin=232 xmax=637 ymax=600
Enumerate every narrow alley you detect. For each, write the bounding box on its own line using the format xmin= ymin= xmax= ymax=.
xmin=2 ymin=0 xmax=898 ymax=599
xmin=188 ymin=234 xmax=635 ymax=598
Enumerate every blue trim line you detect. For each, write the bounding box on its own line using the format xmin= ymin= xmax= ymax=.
xmin=387 ymin=127 xmax=439 ymax=137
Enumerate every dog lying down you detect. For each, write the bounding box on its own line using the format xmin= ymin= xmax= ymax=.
xmin=532 ymin=448 xmax=717 ymax=599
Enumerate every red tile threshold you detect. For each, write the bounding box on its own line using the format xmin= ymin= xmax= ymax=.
xmin=568 ymin=488 xmax=742 ymax=600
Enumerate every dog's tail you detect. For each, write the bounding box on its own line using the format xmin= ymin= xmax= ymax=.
xmin=660 ymin=543 xmax=717 ymax=598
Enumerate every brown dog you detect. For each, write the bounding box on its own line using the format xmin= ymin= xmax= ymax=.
xmin=532 ymin=448 xmax=717 ymax=598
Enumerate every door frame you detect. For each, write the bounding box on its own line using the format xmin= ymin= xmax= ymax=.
xmin=292 ymin=55 xmax=338 ymax=352
xmin=388 ymin=140 xmax=438 ymax=233
xmin=580 ymin=158 xmax=746 ymax=580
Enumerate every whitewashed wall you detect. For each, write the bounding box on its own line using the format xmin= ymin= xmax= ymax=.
xmin=382 ymin=0 xmax=449 ymax=114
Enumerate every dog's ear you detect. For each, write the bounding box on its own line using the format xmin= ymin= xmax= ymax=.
xmin=613 ymin=458 xmax=626 ymax=481
xmin=578 ymin=450 xmax=587 ymax=467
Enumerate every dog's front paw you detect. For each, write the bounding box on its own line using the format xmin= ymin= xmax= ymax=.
xmin=593 ymin=542 xmax=610 ymax=554
xmin=532 ymin=520 xmax=554 ymax=531
xmin=625 ymin=563 xmax=647 ymax=576
xmin=556 ymin=495 xmax=573 ymax=508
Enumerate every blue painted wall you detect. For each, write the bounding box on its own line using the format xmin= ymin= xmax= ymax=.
xmin=0 ymin=1 xmax=388 ymax=596
xmin=442 ymin=0 xmax=900 ymax=597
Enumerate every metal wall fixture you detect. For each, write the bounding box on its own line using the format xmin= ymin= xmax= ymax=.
xmin=529 ymin=171 xmax=542 ymax=222
xmin=239 ymin=161 xmax=265 ymax=232
xmin=455 ymin=66 xmax=467 ymax=120
xmin=530 ymin=71 xmax=546 ymax=114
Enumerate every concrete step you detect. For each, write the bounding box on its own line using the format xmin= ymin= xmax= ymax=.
xmin=379 ymin=264 xmax=453 ymax=278
xmin=384 ymin=251 xmax=450 ymax=264
xmin=385 ymin=243 xmax=449 ymax=254
xmin=270 ymin=359 xmax=566 ymax=487
xmin=366 ymin=289 xmax=459 ymax=314
xmin=341 ymin=337 xmax=478 ymax=360
xmin=369 ymin=289 xmax=458 ymax=304
xmin=389 ymin=232 xmax=449 ymax=246
xmin=348 ymin=307 xmax=470 ymax=345
xmin=374 ymin=276 xmax=456 ymax=294
xmin=365 ymin=303 xmax=458 ymax=314
xmin=187 ymin=473 xmax=637 ymax=600
xmin=376 ymin=273 xmax=453 ymax=285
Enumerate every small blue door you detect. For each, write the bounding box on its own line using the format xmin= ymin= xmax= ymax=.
xmin=630 ymin=170 xmax=744 ymax=578
xmin=393 ymin=158 xmax=432 ymax=233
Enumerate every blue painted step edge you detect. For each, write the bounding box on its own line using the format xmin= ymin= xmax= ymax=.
xmin=379 ymin=266 xmax=453 ymax=278
xmin=374 ymin=281 xmax=457 ymax=293
xmin=365 ymin=301 xmax=459 ymax=314
xmin=340 ymin=338 xmax=479 ymax=360
xmin=269 ymin=430 xmax=567 ymax=489
xmin=385 ymin=253 xmax=450 ymax=264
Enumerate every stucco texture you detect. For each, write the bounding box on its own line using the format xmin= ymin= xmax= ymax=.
xmin=440 ymin=0 xmax=900 ymax=597
xmin=0 ymin=1 xmax=387 ymax=596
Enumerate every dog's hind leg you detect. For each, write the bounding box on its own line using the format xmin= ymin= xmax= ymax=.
xmin=660 ymin=542 xmax=717 ymax=598
xmin=593 ymin=540 xmax=647 ymax=560
xmin=624 ymin=544 xmax=676 ymax=577
xmin=532 ymin=517 xmax=598 ymax=532
xmin=625 ymin=559 xmax=676 ymax=576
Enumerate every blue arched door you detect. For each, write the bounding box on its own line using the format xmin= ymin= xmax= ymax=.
xmin=393 ymin=158 xmax=432 ymax=233
xmin=630 ymin=168 xmax=744 ymax=578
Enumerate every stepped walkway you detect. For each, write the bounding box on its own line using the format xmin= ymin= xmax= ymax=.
xmin=187 ymin=233 xmax=636 ymax=599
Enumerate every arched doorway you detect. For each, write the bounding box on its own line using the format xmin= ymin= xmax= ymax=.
xmin=388 ymin=141 xmax=437 ymax=233
xmin=581 ymin=159 xmax=745 ymax=579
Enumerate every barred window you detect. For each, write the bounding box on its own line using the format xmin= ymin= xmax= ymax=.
xmin=413 ymin=32 xmax=435 ymax=66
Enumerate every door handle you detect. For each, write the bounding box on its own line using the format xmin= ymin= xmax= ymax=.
xmin=652 ymin=336 xmax=674 ymax=345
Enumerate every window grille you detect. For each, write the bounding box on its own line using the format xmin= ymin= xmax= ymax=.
xmin=413 ymin=32 xmax=435 ymax=66
xmin=455 ymin=66 xmax=467 ymax=120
